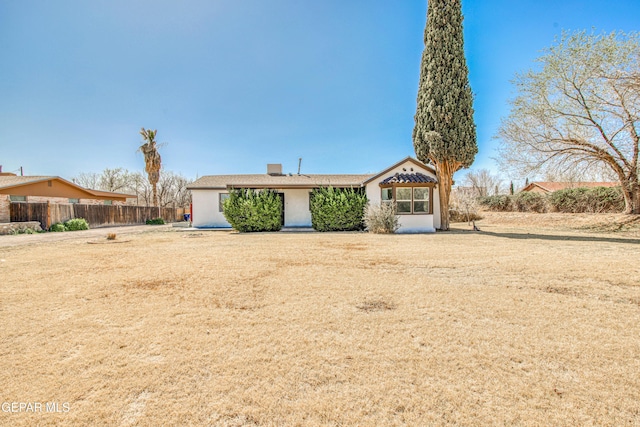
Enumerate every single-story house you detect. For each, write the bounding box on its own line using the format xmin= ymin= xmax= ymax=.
xmin=521 ymin=181 xmax=618 ymax=194
xmin=0 ymin=173 xmax=136 ymax=223
xmin=187 ymin=157 xmax=441 ymax=233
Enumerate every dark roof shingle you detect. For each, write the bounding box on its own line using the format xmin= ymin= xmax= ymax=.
xmin=380 ymin=172 xmax=437 ymax=185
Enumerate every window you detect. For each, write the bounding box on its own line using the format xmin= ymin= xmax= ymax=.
xmin=396 ymin=188 xmax=412 ymax=213
xmin=381 ymin=188 xmax=393 ymax=205
xmin=104 ymin=200 xmax=113 ymax=205
xmin=380 ymin=186 xmax=431 ymax=214
xmin=69 ymin=198 xmax=79 ymax=204
xmin=219 ymin=193 xmax=229 ymax=212
xmin=9 ymin=195 xmax=26 ymax=202
xmin=413 ymin=187 xmax=429 ymax=213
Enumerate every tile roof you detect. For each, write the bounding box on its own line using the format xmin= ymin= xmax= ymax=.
xmin=187 ymin=174 xmax=375 ymax=189
xmin=379 ymin=172 xmax=437 ymax=185
xmin=523 ymin=181 xmax=618 ymax=193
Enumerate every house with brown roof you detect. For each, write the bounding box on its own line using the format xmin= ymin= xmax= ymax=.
xmin=0 ymin=172 xmax=136 ymax=223
xmin=521 ymin=181 xmax=619 ymax=194
xmin=187 ymin=157 xmax=441 ymax=232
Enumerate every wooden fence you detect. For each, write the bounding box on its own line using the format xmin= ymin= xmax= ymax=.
xmin=10 ymin=202 xmax=187 ymax=229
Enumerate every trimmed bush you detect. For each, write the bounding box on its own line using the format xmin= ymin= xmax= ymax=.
xmin=222 ymin=188 xmax=283 ymax=232
xmin=365 ymin=203 xmax=399 ymax=234
xmin=548 ymin=186 xmax=624 ymax=213
xmin=49 ymin=223 xmax=66 ymax=232
xmin=310 ymin=187 xmax=368 ymax=232
xmin=146 ymin=218 xmax=165 ymax=225
xmin=64 ymin=218 xmax=90 ymax=231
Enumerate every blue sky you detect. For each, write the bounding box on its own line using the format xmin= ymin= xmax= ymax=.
xmin=1 ymin=0 xmax=639 ymax=180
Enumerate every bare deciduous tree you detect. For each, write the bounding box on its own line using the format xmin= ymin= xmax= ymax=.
xmin=497 ymin=31 xmax=640 ymax=214
xmin=463 ymin=169 xmax=504 ymax=197
xmin=73 ymin=169 xmax=191 ymax=207
xmin=72 ymin=172 xmax=100 ymax=189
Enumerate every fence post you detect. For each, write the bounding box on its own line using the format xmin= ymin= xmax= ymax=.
xmin=46 ymin=201 xmax=51 ymax=230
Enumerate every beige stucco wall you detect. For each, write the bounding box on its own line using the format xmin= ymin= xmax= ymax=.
xmin=191 ymin=189 xmax=231 ymax=228
xmin=364 ymin=160 xmax=439 ymax=233
xmin=0 ymin=194 xmax=9 ymax=223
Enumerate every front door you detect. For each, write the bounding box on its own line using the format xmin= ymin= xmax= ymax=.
xmin=277 ymin=193 xmax=285 ymax=227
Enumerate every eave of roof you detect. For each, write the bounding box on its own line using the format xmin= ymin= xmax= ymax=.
xmin=187 ymin=174 xmax=375 ymax=190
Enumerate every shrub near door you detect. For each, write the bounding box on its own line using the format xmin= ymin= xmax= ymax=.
xmin=309 ymin=187 xmax=367 ymax=232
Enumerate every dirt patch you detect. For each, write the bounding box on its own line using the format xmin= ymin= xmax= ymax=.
xmin=356 ymin=299 xmax=397 ymax=312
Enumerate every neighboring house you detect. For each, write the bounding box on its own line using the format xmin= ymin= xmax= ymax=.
xmin=0 ymin=173 xmax=136 ymax=223
xmin=521 ymin=181 xmax=619 ymax=194
xmin=187 ymin=157 xmax=440 ymax=233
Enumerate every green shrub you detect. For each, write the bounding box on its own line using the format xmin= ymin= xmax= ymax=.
xmin=478 ymin=195 xmax=512 ymax=211
xmin=146 ymin=218 xmax=165 ymax=225
xmin=365 ymin=203 xmax=399 ymax=233
xmin=549 ymin=186 xmax=624 ymax=213
xmin=222 ymin=188 xmax=283 ymax=232
xmin=50 ymin=223 xmax=66 ymax=232
xmin=64 ymin=218 xmax=90 ymax=231
xmin=512 ymin=191 xmax=547 ymax=213
xmin=310 ymin=187 xmax=368 ymax=232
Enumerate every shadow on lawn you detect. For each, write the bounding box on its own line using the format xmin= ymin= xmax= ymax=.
xmin=479 ymin=230 xmax=640 ymax=245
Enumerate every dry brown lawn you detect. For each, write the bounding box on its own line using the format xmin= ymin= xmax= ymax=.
xmin=1 ymin=214 xmax=639 ymax=426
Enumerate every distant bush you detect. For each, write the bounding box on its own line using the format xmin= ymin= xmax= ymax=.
xmin=479 ymin=195 xmax=512 ymax=211
xmin=480 ymin=186 xmax=625 ymax=213
xmin=365 ymin=203 xmax=399 ymax=234
xmin=449 ymin=208 xmax=483 ymax=223
xmin=64 ymin=218 xmax=90 ymax=231
xmin=310 ymin=187 xmax=368 ymax=232
xmin=222 ymin=188 xmax=283 ymax=232
xmin=549 ymin=186 xmax=624 ymax=213
xmin=49 ymin=223 xmax=66 ymax=232
xmin=512 ymin=191 xmax=547 ymax=213
xmin=146 ymin=218 xmax=165 ymax=225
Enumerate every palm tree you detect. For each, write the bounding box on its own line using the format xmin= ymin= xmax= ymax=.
xmin=139 ymin=128 xmax=162 ymax=207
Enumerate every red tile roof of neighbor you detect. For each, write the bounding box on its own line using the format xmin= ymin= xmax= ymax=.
xmin=522 ymin=182 xmax=619 ymax=193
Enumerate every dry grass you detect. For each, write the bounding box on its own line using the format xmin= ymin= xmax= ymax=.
xmin=1 ymin=215 xmax=640 ymax=426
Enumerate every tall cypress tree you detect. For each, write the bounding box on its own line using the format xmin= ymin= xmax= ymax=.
xmin=413 ymin=0 xmax=477 ymax=230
